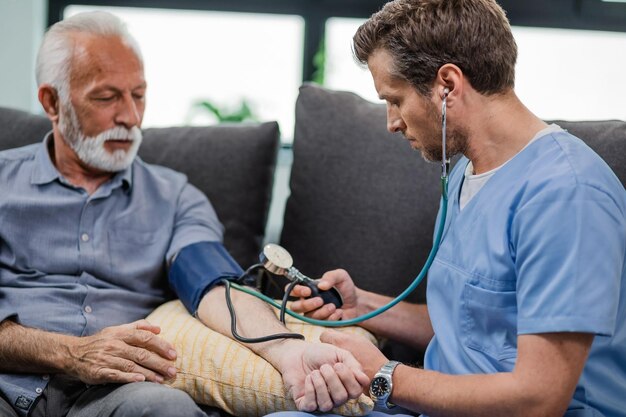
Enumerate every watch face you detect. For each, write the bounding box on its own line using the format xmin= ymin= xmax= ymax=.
xmin=370 ymin=376 xmax=390 ymax=396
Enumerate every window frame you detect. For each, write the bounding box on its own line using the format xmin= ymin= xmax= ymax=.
xmin=47 ymin=0 xmax=626 ymax=84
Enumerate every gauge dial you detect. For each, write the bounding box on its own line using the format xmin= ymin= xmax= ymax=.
xmin=262 ymin=244 xmax=293 ymax=272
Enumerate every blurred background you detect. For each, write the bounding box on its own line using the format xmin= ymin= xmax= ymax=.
xmin=2 ymin=0 xmax=626 ymax=136
xmin=1 ymin=0 xmax=625 ymax=240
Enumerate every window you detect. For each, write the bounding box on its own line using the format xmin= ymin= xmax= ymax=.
xmin=513 ymin=26 xmax=626 ymax=121
xmin=324 ymin=18 xmax=378 ymax=104
xmin=60 ymin=1 xmax=626 ymax=141
xmin=324 ymin=17 xmax=626 ymax=121
xmin=65 ymin=5 xmax=304 ymax=139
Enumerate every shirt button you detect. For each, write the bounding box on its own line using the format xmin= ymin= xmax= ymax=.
xmin=81 ymin=233 xmax=90 ymax=242
xmin=35 ymin=388 xmax=43 ymax=394
xmin=84 ymin=305 xmax=93 ymax=314
xmin=42 ymin=374 xmax=50 ymax=381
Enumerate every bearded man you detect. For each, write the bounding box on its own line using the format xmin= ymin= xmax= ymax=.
xmin=0 ymin=11 xmax=367 ymax=417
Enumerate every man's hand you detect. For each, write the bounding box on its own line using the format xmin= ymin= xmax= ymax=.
xmin=65 ymin=320 xmax=177 ymax=385
xmin=289 ymin=269 xmax=361 ymax=321
xmin=320 ymin=330 xmax=387 ymax=378
xmin=278 ymin=340 xmax=370 ymax=412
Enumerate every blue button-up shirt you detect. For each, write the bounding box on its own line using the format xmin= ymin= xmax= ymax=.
xmin=0 ymin=134 xmax=223 ymax=415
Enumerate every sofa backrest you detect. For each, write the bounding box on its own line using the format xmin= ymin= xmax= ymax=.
xmin=0 ymin=106 xmax=280 ymax=268
xmin=280 ymin=84 xmax=626 ymax=309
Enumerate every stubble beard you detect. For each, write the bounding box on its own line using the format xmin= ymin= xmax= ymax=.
xmin=417 ymin=99 xmax=469 ymax=163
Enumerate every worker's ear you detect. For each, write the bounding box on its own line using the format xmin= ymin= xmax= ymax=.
xmin=38 ymin=84 xmax=61 ymax=123
xmin=435 ymin=63 xmax=463 ymax=107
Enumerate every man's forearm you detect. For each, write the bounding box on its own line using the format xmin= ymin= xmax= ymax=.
xmin=196 ymin=286 xmax=306 ymax=370
xmin=356 ymin=290 xmax=433 ymax=351
xmin=197 ymin=285 xmax=371 ymax=412
xmin=390 ymin=333 xmax=593 ymax=417
xmin=0 ymin=320 xmax=71 ymax=374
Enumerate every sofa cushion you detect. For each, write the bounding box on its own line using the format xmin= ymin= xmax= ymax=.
xmin=0 ymin=106 xmax=279 ymax=268
xmin=0 ymin=106 xmax=52 ymax=149
xmin=280 ymin=85 xmax=441 ymax=307
xmin=140 ymin=124 xmax=279 ymax=267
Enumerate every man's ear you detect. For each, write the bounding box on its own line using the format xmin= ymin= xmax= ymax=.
xmin=435 ymin=63 xmax=464 ymax=107
xmin=38 ymin=84 xmax=61 ymax=123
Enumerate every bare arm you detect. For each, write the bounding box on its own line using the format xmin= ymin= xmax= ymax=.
xmin=0 ymin=318 xmax=177 ymax=385
xmin=349 ymin=289 xmax=433 ymax=350
xmin=290 ymin=269 xmax=434 ymax=350
xmin=324 ymin=330 xmax=593 ymax=417
xmin=197 ymin=286 xmax=369 ymax=412
xmin=0 ymin=319 xmax=68 ymax=374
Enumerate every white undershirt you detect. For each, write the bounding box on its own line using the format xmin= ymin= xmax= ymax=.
xmin=459 ymin=124 xmax=563 ymax=210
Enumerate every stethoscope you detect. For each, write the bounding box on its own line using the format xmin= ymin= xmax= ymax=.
xmin=223 ymin=88 xmax=450 ymax=342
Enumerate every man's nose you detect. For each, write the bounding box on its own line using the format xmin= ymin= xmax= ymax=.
xmin=115 ymin=94 xmax=141 ymax=129
xmin=386 ymin=107 xmax=405 ymax=133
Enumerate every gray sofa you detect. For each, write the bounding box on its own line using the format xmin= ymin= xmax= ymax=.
xmin=1 ymin=84 xmax=626 ymax=366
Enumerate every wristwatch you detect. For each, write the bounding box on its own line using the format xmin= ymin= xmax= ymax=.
xmin=369 ymin=360 xmax=401 ymax=409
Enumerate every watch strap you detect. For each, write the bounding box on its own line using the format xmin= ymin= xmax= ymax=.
xmin=380 ymin=360 xmax=400 ymax=374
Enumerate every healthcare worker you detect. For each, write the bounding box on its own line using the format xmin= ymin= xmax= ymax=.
xmin=281 ymin=0 xmax=626 ymax=416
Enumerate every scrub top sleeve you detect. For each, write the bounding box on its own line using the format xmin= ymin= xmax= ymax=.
xmin=166 ymin=182 xmax=225 ymax=263
xmin=512 ymin=184 xmax=625 ymax=337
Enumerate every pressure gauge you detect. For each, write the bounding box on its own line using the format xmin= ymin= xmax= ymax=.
xmin=260 ymin=243 xmax=294 ymax=275
xmin=259 ymin=243 xmax=344 ymax=308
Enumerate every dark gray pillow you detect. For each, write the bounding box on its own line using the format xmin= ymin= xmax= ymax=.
xmin=140 ymin=124 xmax=279 ymax=267
xmin=280 ymin=85 xmax=442 ymax=304
xmin=0 ymin=106 xmax=51 ymax=150
xmin=0 ymin=106 xmax=280 ymax=268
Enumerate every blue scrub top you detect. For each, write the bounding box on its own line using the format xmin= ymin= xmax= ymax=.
xmin=424 ymin=131 xmax=626 ymax=417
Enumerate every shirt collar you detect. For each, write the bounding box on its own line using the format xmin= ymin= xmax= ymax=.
xmin=31 ymin=131 xmax=134 ymax=192
xmin=31 ymin=132 xmax=61 ymax=185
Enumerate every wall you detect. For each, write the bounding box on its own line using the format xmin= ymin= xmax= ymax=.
xmin=0 ymin=0 xmax=46 ymax=113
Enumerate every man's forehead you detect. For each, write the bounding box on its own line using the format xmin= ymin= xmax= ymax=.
xmin=70 ymin=33 xmax=139 ymax=65
xmin=368 ymin=51 xmax=408 ymax=97
xmin=68 ymin=32 xmax=144 ymax=88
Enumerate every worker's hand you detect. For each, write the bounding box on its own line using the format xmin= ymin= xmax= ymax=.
xmin=320 ymin=330 xmax=387 ymax=379
xmin=64 ymin=320 xmax=177 ymax=385
xmin=289 ymin=269 xmax=360 ymax=321
xmin=279 ymin=340 xmax=370 ymax=412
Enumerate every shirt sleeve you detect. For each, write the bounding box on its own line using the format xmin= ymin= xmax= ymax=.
xmin=166 ymin=182 xmax=225 ymax=263
xmin=512 ymin=183 xmax=625 ymax=337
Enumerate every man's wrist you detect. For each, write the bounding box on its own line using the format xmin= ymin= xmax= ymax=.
xmin=50 ymin=333 xmax=78 ymax=374
xmin=370 ymin=360 xmax=401 ymax=409
xmin=262 ymin=338 xmax=308 ymax=373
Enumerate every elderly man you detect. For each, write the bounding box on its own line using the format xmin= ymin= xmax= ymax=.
xmin=0 ymin=11 xmax=367 ymax=417
xmin=285 ymin=0 xmax=626 ymax=417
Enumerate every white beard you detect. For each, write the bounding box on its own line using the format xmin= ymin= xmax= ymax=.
xmin=58 ymin=102 xmax=142 ymax=172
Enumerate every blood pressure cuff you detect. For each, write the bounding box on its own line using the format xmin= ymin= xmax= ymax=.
xmin=169 ymin=241 xmax=244 ymax=314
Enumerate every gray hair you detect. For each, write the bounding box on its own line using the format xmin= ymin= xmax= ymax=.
xmin=36 ymin=11 xmax=143 ymax=101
